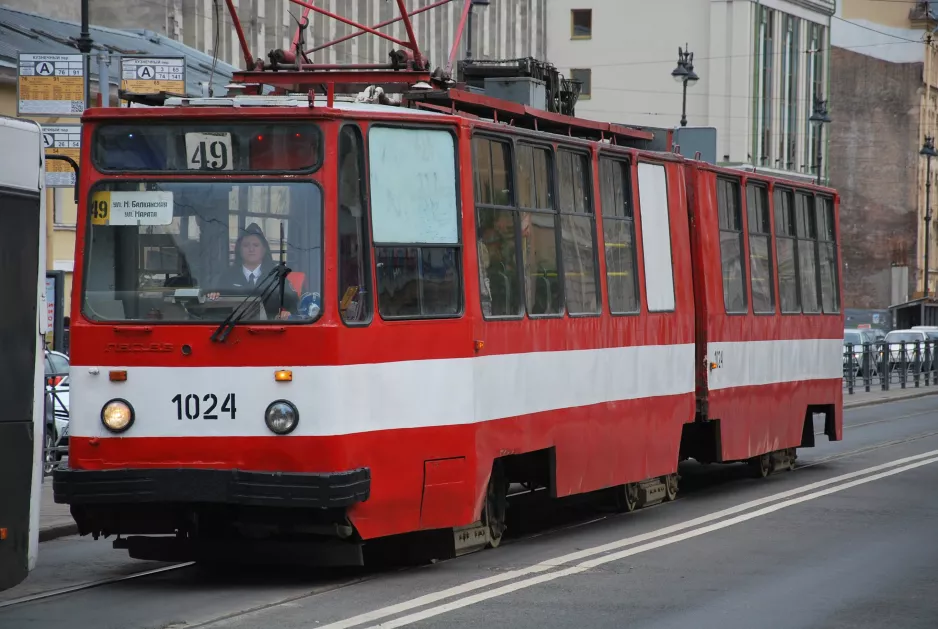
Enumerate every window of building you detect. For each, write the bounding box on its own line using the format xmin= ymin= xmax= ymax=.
xmin=795 ymin=191 xmax=820 ymax=313
xmin=571 ymin=68 xmax=591 ymax=99
xmin=369 ymin=126 xmax=461 ymax=318
xmin=774 ymin=188 xmax=800 ymax=313
xmin=817 ymin=196 xmax=840 ymax=313
xmin=746 ymin=183 xmax=775 ymax=313
xmin=557 ymin=149 xmax=599 ymax=315
xmin=517 ymin=144 xmax=563 ymax=316
xmin=806 ymin=23 xmax=827 ymax=177
xmin=757 ymin=6 xmax=775 ymax=166
xmin=783 ymin=15 xmax=800 ymax=170
xmin=717 ymin=178 xmax=747 ymax=313
xmin=337 ymin=125 xmax=372 ymax=324
xmin=599 ymin=157 xmax=639 ymax=314
xmin=474 ymin=136 xmax=523 ymax=318
xmin=637 ymin=162 xmax=675 ymax=312
xmin=571 ymin=9 xmax=592 ymax=39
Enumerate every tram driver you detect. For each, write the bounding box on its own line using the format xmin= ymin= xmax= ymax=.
xmin=206 ymin=222 xmax=299 ymax=320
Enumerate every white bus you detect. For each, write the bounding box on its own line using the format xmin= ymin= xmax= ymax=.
xmin=0 ymin=116 xmax=47 ymax=591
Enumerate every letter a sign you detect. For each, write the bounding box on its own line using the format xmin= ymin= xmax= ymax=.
xmin=17 ymin=53 xmax=85 ymax=116
xmin=120 ymin=56 xmax=186 ymax=99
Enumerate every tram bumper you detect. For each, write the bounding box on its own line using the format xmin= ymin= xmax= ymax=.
xmin=53 ymin=466 xmax=371 ymax=565
xmin=52 ymin=466 xmax=370 ymax=508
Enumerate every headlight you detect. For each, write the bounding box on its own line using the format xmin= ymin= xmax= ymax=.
xmin=265 ymin=400 xmax=298 ymax=435
xmin=101 ymin=399 xmax=134 ymax=433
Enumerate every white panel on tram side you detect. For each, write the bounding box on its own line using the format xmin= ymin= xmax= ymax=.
xmin=636 ymin=162 xmax=676 ymax=312
xmin=0 ymin=115 xmax=48 ymax=574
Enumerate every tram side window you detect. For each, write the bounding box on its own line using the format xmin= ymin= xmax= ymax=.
xmin=599 ymin=157 xmax=639 ymax=314
xmin=557 ymin=149 xmax=600 ymax=315
xmin=746 ymin=183 xmax=775 ymax=314
xmin=368 ymin=126 xmax=461 ymax=318
xmin=474 ymin=136 xmax=523 ymax=317
xmin=338 ymin=125 xmax=373 ymax=324
xmin=717 ymin=178 xmax=747 ymax=313
xmin=774 ymin=188 xmax=801 ymax=313
xmin=517 ymin=144 xmax=563 ymax=316
xmin=636 ymin=162 xmax=675 ymax=311
xmin=795 ymin=192 xmax=820 ymax=314
xmin=817 ymin=196 xmax=840 ymax=313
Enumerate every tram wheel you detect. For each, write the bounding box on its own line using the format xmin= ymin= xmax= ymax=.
xmin=750 ymin=453 xmax=772 ymax=479
xmin=787 ymin=448 xmax=797 ymax=471
xmin=483 ymin=461 xmax=508 ymax=548
xmin=663 ymin=473 xmax=679 ymax=502
xmin=614 ymin=483 xmax=640 ymax=512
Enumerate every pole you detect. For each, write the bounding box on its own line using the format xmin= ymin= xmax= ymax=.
xmin=926 ymin=154 xmax=933 ymax=297
xmin=78 ymin=0 xmax=92 ymax=109
xmin=680 ymin=79 xmax=688 ymax=127
xmin=97 ymin=52 xmax=110 ymax=107
xmin=816 ymin=123 xmax=823 ymax=186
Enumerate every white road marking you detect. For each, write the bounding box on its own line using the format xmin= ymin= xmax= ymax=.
xmin=315 ymin=448 xmax=938 ymax=629
xmin=368 ymin=454 xmax=938 ymax=628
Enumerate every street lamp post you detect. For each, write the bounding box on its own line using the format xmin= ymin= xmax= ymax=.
xmin=671 ymin=44 xmax=699 ymax=128
xmin=810 ymin=97 xmax=831 ymax=186
xmin=465 ymin=0 xmax=490 ymax=60
xmin=921 ymin=136 xmax=937 ymax=297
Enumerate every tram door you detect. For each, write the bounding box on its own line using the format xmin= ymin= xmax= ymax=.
xmin=0 ymin=118 xmax=46 ymax=591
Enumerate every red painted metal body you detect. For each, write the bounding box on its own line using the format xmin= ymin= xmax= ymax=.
xmin=63 ymin=104 xmax=842 ymax=542
xmin=55 ymin=0 xmax=843 ymax=550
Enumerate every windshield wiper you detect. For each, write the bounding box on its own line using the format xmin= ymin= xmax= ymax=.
xmin=209 ymin=263 xmax=289 ymax=343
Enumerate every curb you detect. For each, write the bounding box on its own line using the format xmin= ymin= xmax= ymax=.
xmin=844 ymin=388 xmax=938 ymax=410
xmin=39 ymin=523 xmax=78 ymax=543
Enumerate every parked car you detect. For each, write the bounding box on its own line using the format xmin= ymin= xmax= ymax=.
xmin=43 ymin=349 xmax=69 ymax=470
xmin=843 ymin=329 xmax=879 ymax=378
xmin=883 ymin=329 xmax=933 ymax=369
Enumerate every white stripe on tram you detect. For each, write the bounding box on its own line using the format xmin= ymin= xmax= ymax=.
xmin=68 ymin=338 xmax=841 ymax=439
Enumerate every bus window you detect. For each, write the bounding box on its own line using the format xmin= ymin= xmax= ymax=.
xmin=473 ymin=136 xmax=523 ymax=318
xmin=636 ymin=162 xmax=674 ymax=312
xmin=717 ymin=177 xmax=747 ymax=314
xmin=82 ymin=181 xmax=322 ymax=323
xmin=817 ymin=196 xmax=840 ymax=314
xmin=795 ymin=191 xmax=820 ymax=313
xmin=746 ymin=183 xmax=775 ymax=314
xmin=368 ymin=126 xmax=461 ymax=318
xmin=337 ymin=125 xmax=373 ymax=324
xmin=517 ymin=144 xmax=563 ymax=316
xmin=599 ymin=156 xmax=639 ymax=315
xmin=557 ymin=149 xmax=600 ymax=315
xmin=774 ymin=188 xmax=801 ymax=314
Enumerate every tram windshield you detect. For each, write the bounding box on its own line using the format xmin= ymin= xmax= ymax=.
xmin=81 ymin=180 xmax=323 ymax=323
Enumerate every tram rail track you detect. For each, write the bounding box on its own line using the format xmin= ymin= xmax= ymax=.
xmin=5 ymin=404 xmax=937 ymax=615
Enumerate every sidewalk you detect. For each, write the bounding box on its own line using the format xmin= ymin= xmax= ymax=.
xmin=842 ymin=381 xmax=938 ymax=409
xmin=37 ymin=385 xmax=938 ymax=543
xmin=39 ymin=476 xmax=77 ymax=542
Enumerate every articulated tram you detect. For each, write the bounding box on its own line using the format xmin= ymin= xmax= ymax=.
xmin=52 ymin=1 xmax=843 ymax=565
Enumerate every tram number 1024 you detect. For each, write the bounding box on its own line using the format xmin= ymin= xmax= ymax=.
xmin=171 ymin=393 xmax=237 ymax=420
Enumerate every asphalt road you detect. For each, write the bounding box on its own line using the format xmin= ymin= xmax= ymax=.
xmin=3 ymin=395 xmax=938 ymax=629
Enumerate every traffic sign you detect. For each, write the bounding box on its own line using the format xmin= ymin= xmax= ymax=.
xmin=41 ymin=125 xmax=81 ymax=188
xmin=120 ymin=56 xmax=186 ymax=97
xmin=17 ymin=53 xmax=85 ymax=116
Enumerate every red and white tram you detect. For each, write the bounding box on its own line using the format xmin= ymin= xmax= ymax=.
xmin=53 ymin=1 xmax=843 ymax=564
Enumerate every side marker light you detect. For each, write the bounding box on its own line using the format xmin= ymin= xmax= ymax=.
xmin=109 ymin=370 xmax=128 ymax=382
xmin=274 ymin=370 xmax=293 ymax=382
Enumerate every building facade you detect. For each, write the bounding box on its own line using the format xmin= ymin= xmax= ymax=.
xmin=546 ymin=0 xmax=834 ymax=181
xmin=5 ymin=0 xmax=547 ymax=74
xmin=830 ymin=0 xmax=937 ymax=308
